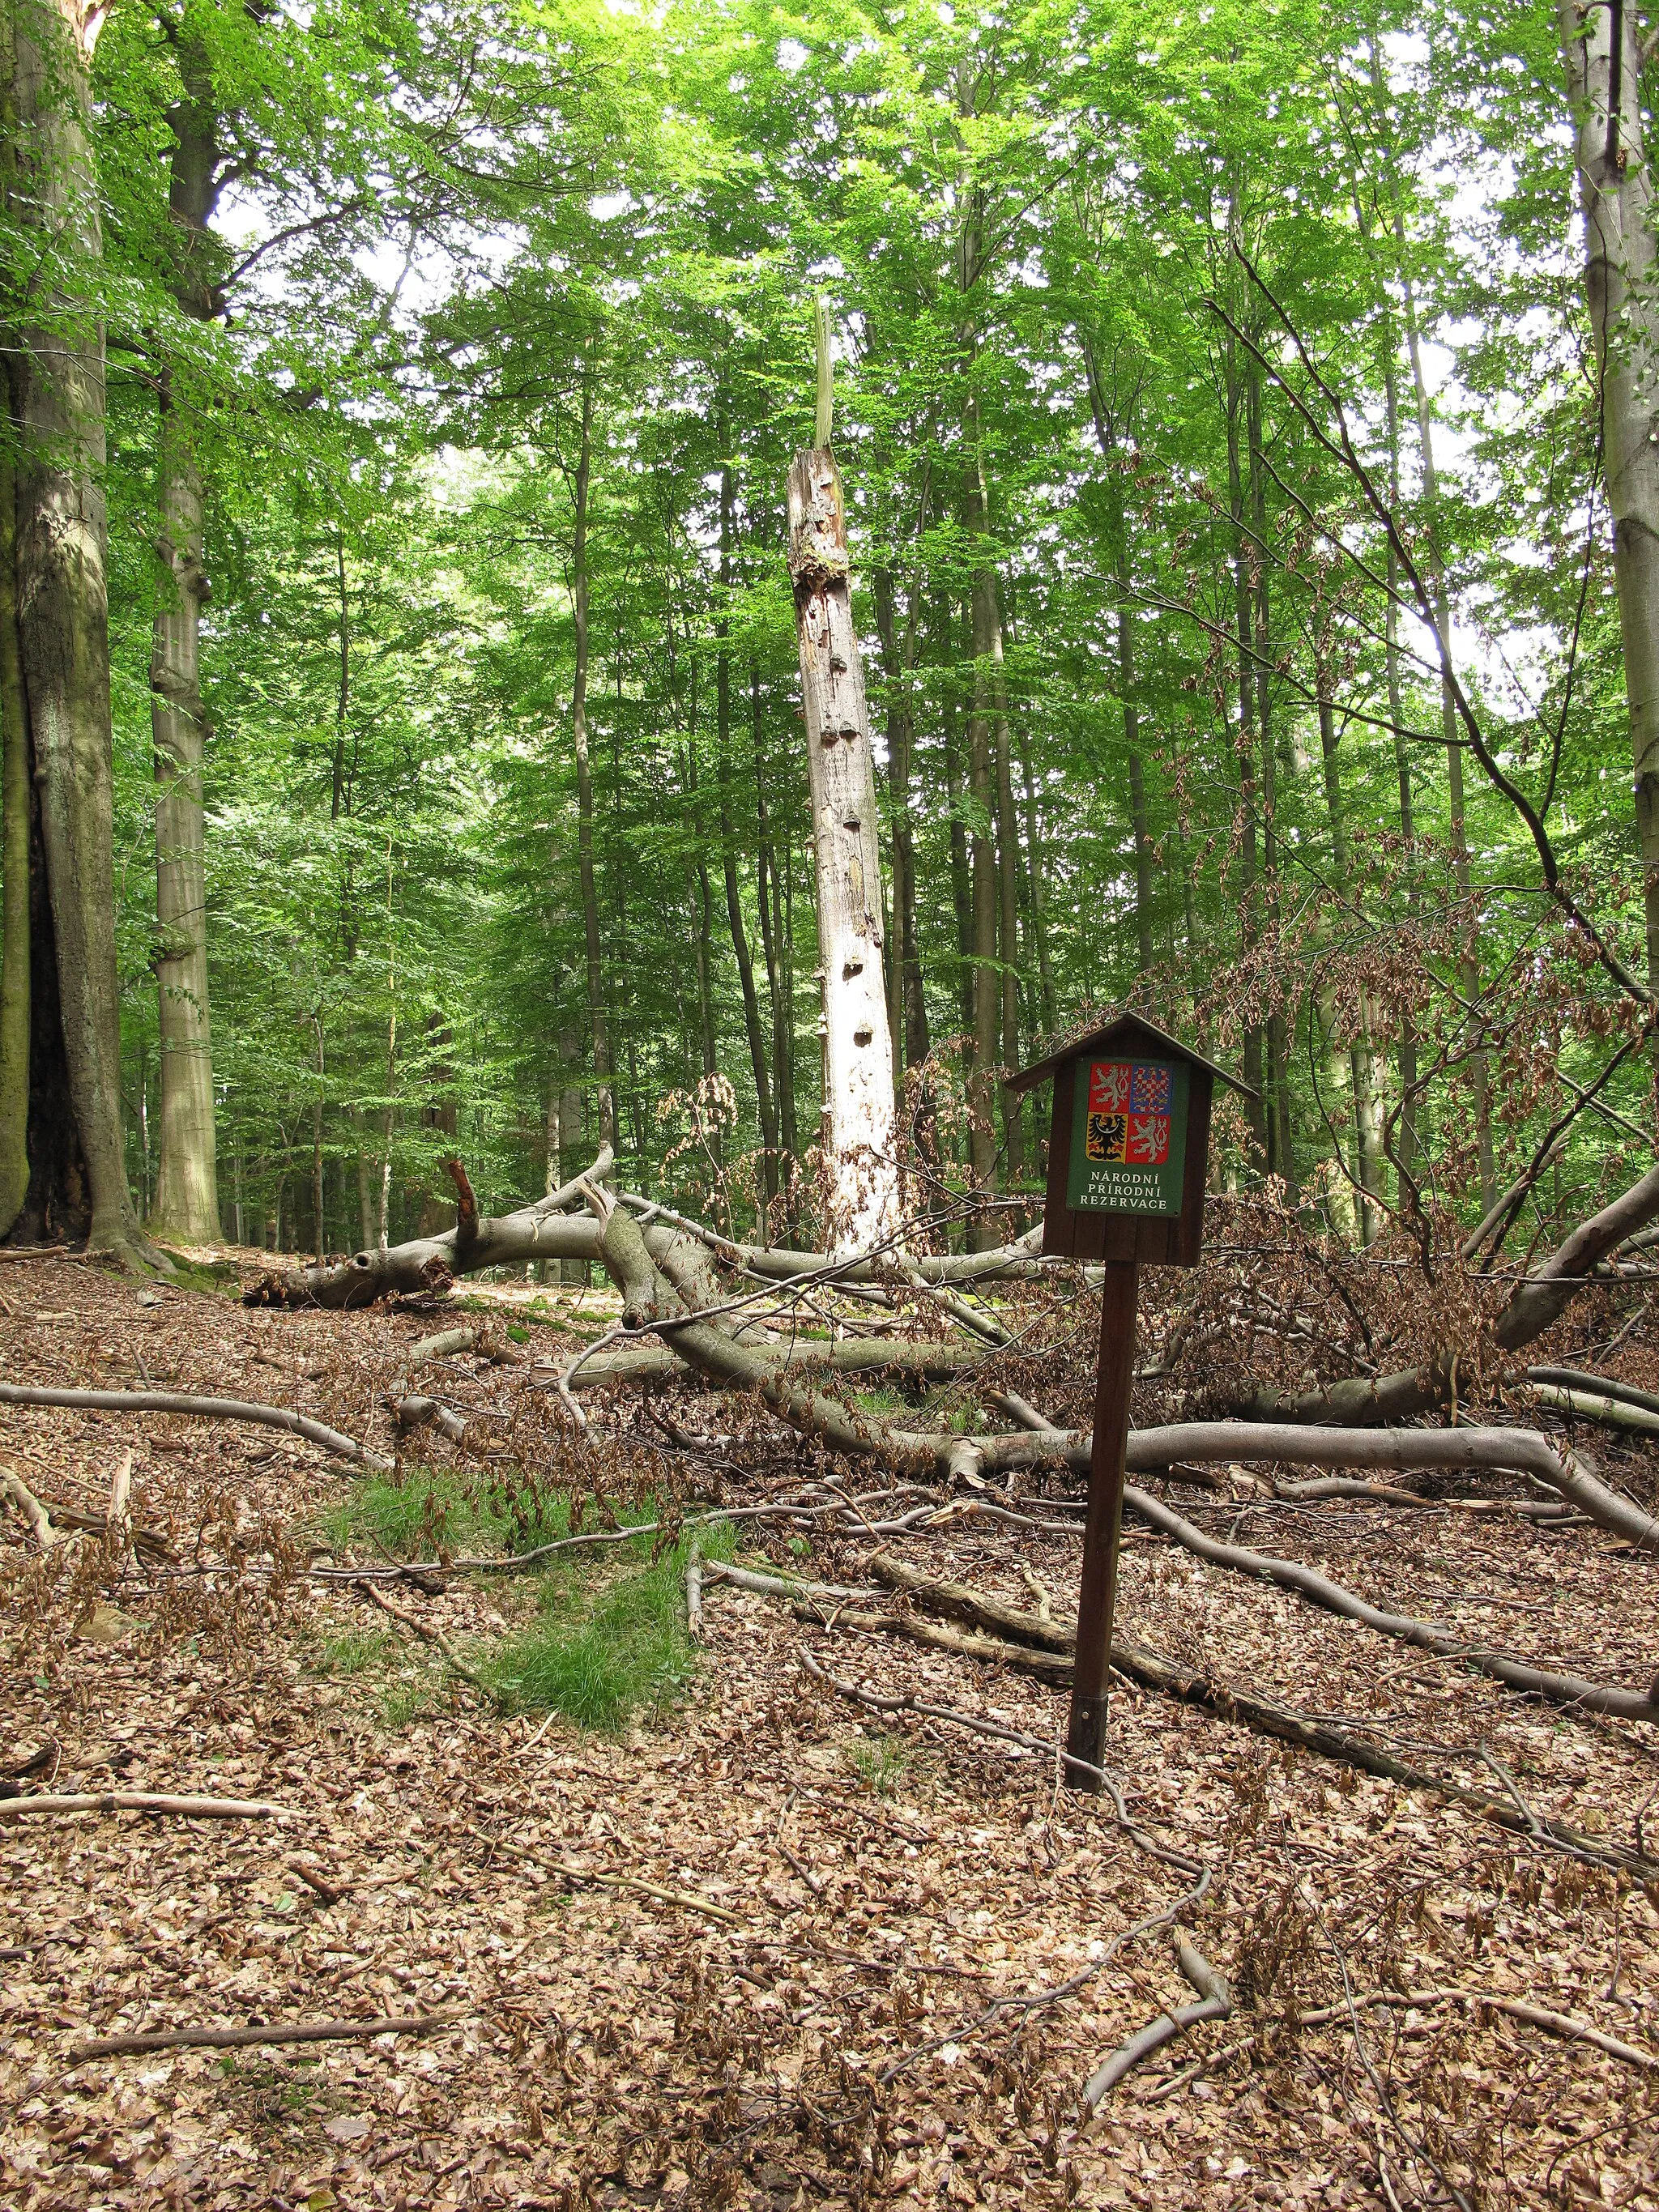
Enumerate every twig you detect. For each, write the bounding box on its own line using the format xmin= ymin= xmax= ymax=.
xmin=796 ymin=1647 xmax=1203 ymax=1875
xmin=1 ymin=1465 xmax=56 ymax=1550
xmin=0 ymin=1383 xmax=392 ymax=1472
xmin=106 ymin=1450 xmax=133 ymax=1562
xmin=74 ymin=2010 xmax=465 ymax=2059
xmin=489 ymin=1835 xmax=744 ymax=1923
xmin=685 ymin=1540 xmax=704 ymax=1641
xmin=1081 ymin=1933 xmax=1233 ymax=2109
xmin=1149 ymin=1984 xmax=1659 ymax=2096
xmin=354 ymin=1577 xmax=497 ymax=1700
xmin=881 ymin=1866 xmax=1213 ymax=2087
xmin=0 ymin=1792 xmax=289 ymax=1826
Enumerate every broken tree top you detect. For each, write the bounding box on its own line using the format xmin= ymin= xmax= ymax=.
xmin=1009 ymin=1012 xmax=1256 ymax=1268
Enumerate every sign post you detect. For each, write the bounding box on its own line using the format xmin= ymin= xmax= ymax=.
xmin=1009 ymin=1014 xmax=1254 ymax=1789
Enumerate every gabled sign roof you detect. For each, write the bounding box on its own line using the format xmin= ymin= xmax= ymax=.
xmin=1006 ymin=1009 xmax=1259 ymax=1099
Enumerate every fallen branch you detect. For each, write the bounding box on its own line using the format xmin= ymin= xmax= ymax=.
xmin=1149 ymin=1984 xmax=1659 ymax=2093
xmin=1528 ymin=1383 xmax=1659 ymax=1438
xmin=847 ymin=1562 xmax=1655 ymax=1877
xmin=702 ymin=1558 xmax=871 ymax=1602
xmin=355 ymin=1577 xmax=497 ymax=1699
xmin=1236 ymin=1161 xmax=1659 ymax=1423
xmin=0 ymin=1791 xmax=289 ymax=1826
xmin=0 ymin=1384 xmax=393 ymax=1473
xmin=1528 ymin=1366 xmax=1659 ymax=1418
xmin=74 ymin=2010 xmax=464 ymax=2059
xmin=1 ymin=1464 xmax=56 ymax=1549
xmin=1082 ymin=1934 xmax=1232 ymax=2108
xmin=1122 ymin=1486 xmax=1659 ymax=1720
xmin=539 ymin=1336 xmax=991 ymax=1392
xmin=245 ymin=1143 xmax=1046 ymax=1310
xmin=970 ymin=1420 xmax=1659 ymax=1551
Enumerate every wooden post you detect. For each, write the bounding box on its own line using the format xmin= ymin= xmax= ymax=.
xmin=1065 ymin=1258 xmax=1139 ymax=1787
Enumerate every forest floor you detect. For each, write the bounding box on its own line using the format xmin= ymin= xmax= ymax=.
xmin=2 ymin=1251 xmax=1657 ymax=2212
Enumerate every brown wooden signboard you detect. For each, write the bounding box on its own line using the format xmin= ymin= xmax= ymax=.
xmin=1009 ymin=1012 xmax=1254 ymax=1789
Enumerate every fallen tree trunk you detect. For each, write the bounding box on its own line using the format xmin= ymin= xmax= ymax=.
xmin=542 ymin=1335 xmax=993 ymax=1392
xmin=967 ymin=1421 xmax=1659 ymax=1552
xmin=1238 ymin=1160 xmax=1659 ymax=1424
xmin=243 ymin=1144 xmax=1045 ymax=1311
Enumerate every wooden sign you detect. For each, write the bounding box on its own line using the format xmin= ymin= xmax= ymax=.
xmin=1009 ymin=1012 xmax=1254 ymax=1790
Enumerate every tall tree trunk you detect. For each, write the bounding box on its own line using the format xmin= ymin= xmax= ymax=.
xmin=940 ymin=595 xmax=975 ymax=1038
xmin=961 ymin=399 xmax=1023 ymax=1183
xmin=966 ymin=566 xmax=1002 ymax=1223
xmin=150 ymin=33 xmax=223 ymax=1241
xmin=719 ymin=465 xmax=777 ymax=1194
xmin=1222 ymin=321 xmax=1269 ymax=1161
xmin=1017 ymin=728 xmax=1056 ymax=1035
xmin=786 ymin=444 xmax=899 ymax=1254
xmin=1246 ymin=360 xmax=1297 ymax=1197
xmin=0 ymin=450 xmax=31 ymax=1234
xmin=752 ymin=669 xmax=798 ymax=1178
xmin=9 ymin=0 xmax=143 ymax=1264
xmin=686 ymin=736 xmax=718 ymax=1080
xmin=872 ymin=565 xmax=931 ymax=1072
xmin=1560 ymin=0 xmax=1659 ymax=1036
xmin=1387 ymin=168 xmax=1495 ymax=1204
xmin=568 ymin=358 xmax=614 ymax=1153
xmin=352 ymin=1106 xmax=373 ymax=1251
xmin=151 ymin=386 xmax=221 ymax=1239
xmin=1082 ymin=346 xmax=1155 ymax=976
xmin=1379 ymin=326 xmax=1420 ymax=1187
xmin=1316 ymin=684 xmax=1384 ymax=1240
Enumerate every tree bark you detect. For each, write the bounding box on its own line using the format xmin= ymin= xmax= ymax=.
xmin=718 ymin=467 xmax=777 ymax=1192
xmin=1560 ymin=0 xmax=1659 ymax=1031
xmin=751 ymin=669 xmax=798 ymax=1186
xmin=151 ymin=390 xmax=220 ymax=1239
xmin=1222 ymin=304 xmax=1269 ymax=1160
xmin=149 ymin=31 xmax=222 ymax=1242
xmin=1379 ymin=322 xmax=1420 ymax=1184
xmin=1316 ymin=683 xmax=1384 ymax=1238
xmin=872 ymin=565 xmax=930 ymax=1072
xmin=1082 ymin=344 xmax=1154 ymax=977
xmin=940 ymin=595 xmax=975 ymax=1039
xmin=8 ymin=0 xmax=142 ymax=1264
xmin=786 ymin=446 xmax=899 ymax=1254
xmin=568 ymin=358 xmax=614 ymax=1153
xmin=0 ymin=449 xmax=31 ymax=1234
xmin=1245 ymin=359 xmax=1296 ymax=1195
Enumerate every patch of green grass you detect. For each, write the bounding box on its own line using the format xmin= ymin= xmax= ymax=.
xmin=377 ymin=1677 xmax=438 ymax=1729
xmin=843 ymin=1733 xmax=911 ymax=1796
xmin=315 ymin=1466 xmax=573 ymax=1561
xmin=477 ymin=1522 xmax=735 ymax=1733
xmin=305 ymin=1626 xmax=397 ymax=1678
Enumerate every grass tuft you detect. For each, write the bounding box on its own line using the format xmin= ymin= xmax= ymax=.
xmin=477 ymin=1523 xmax=734 ymax=1733
xmin=843 ymin=1732 xmax=911 ymax=1796
xmin=305 ymin=1625 xmax=398 ymax=1678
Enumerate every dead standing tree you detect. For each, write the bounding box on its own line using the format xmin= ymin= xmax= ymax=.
xmin=787 ymin=300 xmax=900 ymax=1256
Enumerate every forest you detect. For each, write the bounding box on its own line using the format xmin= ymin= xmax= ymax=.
xmin=4 ymin=0 xmax=1659 ymax=2207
